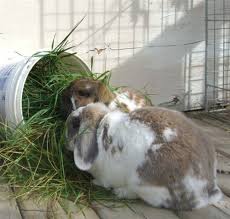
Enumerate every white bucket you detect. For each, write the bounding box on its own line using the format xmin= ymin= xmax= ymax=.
xmin=0 ymin=50 xmax=91 ymax=127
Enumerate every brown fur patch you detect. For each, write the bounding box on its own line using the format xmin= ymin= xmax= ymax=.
xmin=130 ymin=107 xmax=216 ymax=208
xmin=62 ymin=79 xmax=153 ymax=118
xmin=117 ymin=87 xmax=152 ymax=107
xmin=78 ymin=104 xmax=109 ymax=139
xmin=61 ymin=79 xmax=115 ymax=118
xmin=102 ymin=123 xmax=112 ymax=151
xmin=116 ymin=102 xmax=129 ymax=113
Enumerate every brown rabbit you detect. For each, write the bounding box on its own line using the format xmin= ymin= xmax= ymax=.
xmin=61 ymin=79 xmax=115 ymax=118
xmin=61 ymin=78 xmax=152 ymax=118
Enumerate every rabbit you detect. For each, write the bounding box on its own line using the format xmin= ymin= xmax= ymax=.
xmin=65 ymin=103 xmax=222 ymax=210
xmin=61 ymin=78 xmax=152 ymax=118
xmin=109 ymin=86 xmax=152 ymax=112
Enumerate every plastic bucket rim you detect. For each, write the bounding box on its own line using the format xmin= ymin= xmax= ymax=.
xmin=3 ymin=50 xmax=91 ymax=127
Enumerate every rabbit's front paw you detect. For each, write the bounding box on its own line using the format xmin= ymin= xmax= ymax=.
xmin=113 ymin=187 xmax=138 ymax=199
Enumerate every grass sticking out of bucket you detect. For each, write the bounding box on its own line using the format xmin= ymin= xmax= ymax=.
xmin=0 ymin=24 xmax=121 ymax=205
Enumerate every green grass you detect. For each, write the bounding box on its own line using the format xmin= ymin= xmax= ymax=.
xmin=0 ymin=21 xmax=120 ymax=205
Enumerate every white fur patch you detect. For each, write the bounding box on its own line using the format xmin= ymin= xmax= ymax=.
xmin=150 ymin=143 xmax=162 ymax=151
xmin=93 ymin=110 xmax=156 ymax=188
xmin=70 ymin=96 xmax=77 ymax=110
xmin=109 ymin=92 xmax=142 ymax=111
xmin=163 ymin=127 xmax=177 ymax=142
xmin=214 ymin=156 xmax=217 ymax=180
xmin=70 ymin=106 xmax=84 ymax=117
xmin=208 ymin=187 xmax=223 ymax=205
xmin=136 ymin=186 xmax=172 ymax=208
xmin=86 ymin=102 xmax=110 ymax=113
xmin=183 ymin=172 xmax=209 ymax=208
xmin=113 ymin=187 xmax=138 ymax=199
xmin=108 ymin=102 xmax=116 ymax=111
xmin=74 ymin=147 xmax=92 ymax=171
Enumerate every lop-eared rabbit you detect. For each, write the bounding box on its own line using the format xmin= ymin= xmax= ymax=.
xmin=61 ymin=78 xmax=152 ymax=118
xmin=66 ymin=103 xmax=222 ymax=210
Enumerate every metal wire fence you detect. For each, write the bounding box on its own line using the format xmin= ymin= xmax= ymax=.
xmin=205 ymin=0 xmax=230 ymax=110
xmin=38 ymin=0 xmax=230 ymax=111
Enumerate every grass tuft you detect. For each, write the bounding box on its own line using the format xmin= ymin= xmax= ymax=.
xmin=0 ymin=22 xmax=120 ymax=205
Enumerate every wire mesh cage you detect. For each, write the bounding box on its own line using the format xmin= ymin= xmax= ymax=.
xmin=39 ymin=0 xmax=206 ymax=111
xmin=38 ymin=0 xmax=230 ymax=111
xmin=205 ymin=0 xmax=230 ymax=110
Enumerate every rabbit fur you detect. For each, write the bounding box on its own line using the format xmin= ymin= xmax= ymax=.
xmin=61 ymin=78 xmax=152 ymax=118
xmin=66 ymin=103 xmax=222 ymax=210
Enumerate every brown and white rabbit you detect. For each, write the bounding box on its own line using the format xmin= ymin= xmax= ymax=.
xmin=66 ymin=103 xmax=222 ymax=210
xmin=61 ymin=78 xmax=152 ymax=118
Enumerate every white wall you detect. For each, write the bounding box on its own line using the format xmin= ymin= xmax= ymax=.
xmin=0 ymin=0 xmax=40 ymax=54
xmin=0 ymin=0 xmax=206 ymax=110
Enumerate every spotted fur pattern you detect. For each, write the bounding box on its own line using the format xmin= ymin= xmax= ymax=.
xmin=66 ymin=103 xmax=222 ymax=210
xmin=61 ymin=79 xmax=152 ymax=118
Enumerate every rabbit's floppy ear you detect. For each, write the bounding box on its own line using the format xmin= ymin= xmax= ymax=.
xmin=97 ymin=82 xmax=115 ymax=105
xmin=65 ymin=111 xmax=82 ymax=151
xmin=73 ymin=124 xmax=98 ymax=171
xmin=68 ymin=103 xmax=109 ymax=170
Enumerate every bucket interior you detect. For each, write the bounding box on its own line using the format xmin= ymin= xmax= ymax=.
xmin=21 ymin=52 xmax=91 ymax=123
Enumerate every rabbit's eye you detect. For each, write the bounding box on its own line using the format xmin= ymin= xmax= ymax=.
xmin=78 ymin=90 xmax=91 ymax=97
